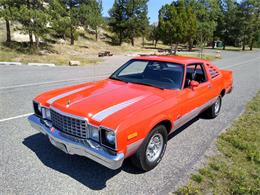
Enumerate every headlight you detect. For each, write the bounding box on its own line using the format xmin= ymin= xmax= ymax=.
xmin=89 ymin=125 xmax=100 ymax=142
xmin=33 ymin=101 xmax=42 ymax=117
xmin=101 ymin=128 xmax=116 ymax=149
xmin=105 ymin=131 xmax=115 ymax=145
xmin=42 ymin=108 xmax=51 ymax=121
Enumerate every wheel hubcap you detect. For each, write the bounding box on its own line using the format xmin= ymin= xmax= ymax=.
xmin=215 ymin=97 xmax=221 ymax=114
xmin=146 ymin=133 xmax=163 ymax=162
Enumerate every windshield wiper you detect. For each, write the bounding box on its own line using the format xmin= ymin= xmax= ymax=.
xmin=130 ymin=81 xmax=164 ymax=90
xmin=109 ymin=76 xmax=128 ymax=83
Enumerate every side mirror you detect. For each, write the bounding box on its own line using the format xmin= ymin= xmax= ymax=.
xmin=190 ymin=80 xmax=199 ymax=90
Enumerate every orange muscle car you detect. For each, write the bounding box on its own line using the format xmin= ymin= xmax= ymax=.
xmin=28 ymin=56 xmax=233 ymax=171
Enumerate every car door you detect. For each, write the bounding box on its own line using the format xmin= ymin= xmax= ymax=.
xmin=174 ymin=63 xmax=211 ymax=130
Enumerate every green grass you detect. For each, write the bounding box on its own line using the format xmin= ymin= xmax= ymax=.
xmin=179 ymin=53 xmax=219 ymax=61
xmin=174 ymin=91 xmax=260 ymax=195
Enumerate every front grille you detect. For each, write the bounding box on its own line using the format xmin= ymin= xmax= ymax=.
xmin=51 ymin=109 xmax=88 ymax=139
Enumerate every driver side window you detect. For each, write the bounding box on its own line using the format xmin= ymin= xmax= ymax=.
xmin=184 ymin=64 xmax=207 ymax=88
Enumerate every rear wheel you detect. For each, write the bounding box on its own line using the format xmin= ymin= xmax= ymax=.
xmin=204 ymin=95 xmax=222 ymax=118
xmin=131 ymin=125 xmax=167 ymax=171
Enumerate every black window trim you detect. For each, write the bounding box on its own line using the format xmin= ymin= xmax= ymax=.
xmin=184 ymin=62 xmax=208 ymax=87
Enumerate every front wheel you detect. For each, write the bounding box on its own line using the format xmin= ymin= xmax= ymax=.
xmin=131 ymin=125 xmax=167 ymax=171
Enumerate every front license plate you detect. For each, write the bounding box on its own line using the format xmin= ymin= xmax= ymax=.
xmin=49 ymin=137 xmax=67 ymax=153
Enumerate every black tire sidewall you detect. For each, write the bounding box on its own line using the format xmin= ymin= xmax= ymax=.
xmin=213 ymin=96 xmax=222 ymax=116
xmin=139 ymin=125 xmax=167 ymax=171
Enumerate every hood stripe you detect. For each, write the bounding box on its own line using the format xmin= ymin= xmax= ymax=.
xmin=68 ymin=85 xmax=125 ymax=107
xmin=92 ymin=96 xmax=145 ymax=122
xmin=47 ymin=85 xmax=93 ymax=104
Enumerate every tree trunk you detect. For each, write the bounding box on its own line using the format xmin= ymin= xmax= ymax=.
xmin=119 ymin=32 xmax=122 ymax=45
xmin=242 ymin=35 xmax=246 ymax=51
xmin=142 ymin=35 xmax=145 ymax=47
xmin=188 ymin=38 xmax=193 ymax=51
xmin=95 ymin=29 xmax=98 ymax=41
xmin=250 ymin=39 xmax=254 ymax=51
xmin=223 ymin=42 xmax=226 ymax=50
xmin=173 ymin=43 xmax=178 ymax=55
xmin=212 ymin=40 xmax=215 ymax=49
xmin=35 ymin=35 xmax=39 ymax=49
xmin=70 ymin=27 xmax=74 ymax=45
xmin=131 ymin=37 xmax=134 ymax=46
xmin=155 ymin=39 xmax=158 ymax=48
xmin=242 ymin=42 xmax=245 ymax=51
xmin=5 ymin=19 xmax=11 ymax=43
xmin=29 ymin=31 xmax=33 ymax=46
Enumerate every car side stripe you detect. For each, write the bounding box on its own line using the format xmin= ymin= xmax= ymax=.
xmin=47 ymin=85 xmax=93 ymax=104
xmin=92 ymin=96 xmax=145 ymax=122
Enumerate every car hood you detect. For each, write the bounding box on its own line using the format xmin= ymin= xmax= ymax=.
xmin=35 ymin=79 xmax=178 ymax=126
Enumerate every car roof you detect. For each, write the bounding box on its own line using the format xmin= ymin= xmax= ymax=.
xmin=133 ymin=55 xmax=207 ymax=65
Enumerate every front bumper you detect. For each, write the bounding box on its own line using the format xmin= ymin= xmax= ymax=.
xmin=28 ymin=114 xmax=124 ymax=170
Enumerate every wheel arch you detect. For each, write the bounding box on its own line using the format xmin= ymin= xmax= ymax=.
xmin=220 ymin=89 xmax=226 ymax=97
xmin=149 ymin=118 xmax=172 ymax=135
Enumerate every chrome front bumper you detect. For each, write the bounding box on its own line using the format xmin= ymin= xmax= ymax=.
xmin=28 ymin=114 xmax=124 ymax=170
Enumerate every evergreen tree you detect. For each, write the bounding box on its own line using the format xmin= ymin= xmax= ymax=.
xmin=239 ymin=0 xmax=260 ymax=50
xmin=109 ymin=0 xmax=149 ymax=46
xmin=80 ymin=0 xmax=103 ymax=41
xmin=158 ymin=0 xmax=189 ymax=54
xmin=0 ymin=0 xmax=20 ymax=43
xmin=125 ymin=0 xmax=149 ymax=46
xmin=49 ymin=0 xmax=103 ymax=45
xmin=195 ymin=0 xmax=220 ymax=54
xmin=15 ymin=0 xmax=49 ymax=48
xmin=109 ymin=0 xmax=128 ymax=45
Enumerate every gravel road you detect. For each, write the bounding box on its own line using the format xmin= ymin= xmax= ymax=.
xmin=0 ymin=51 xmax=260 ymax=195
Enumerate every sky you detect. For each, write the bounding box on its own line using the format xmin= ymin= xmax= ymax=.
xmin=102 ymin=0 xmax=173 ymax=24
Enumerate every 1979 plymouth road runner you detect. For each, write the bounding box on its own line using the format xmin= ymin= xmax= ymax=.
xmin=28 ymin=56 xmax=233 ymax=171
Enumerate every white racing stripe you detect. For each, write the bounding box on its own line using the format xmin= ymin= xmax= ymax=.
xmin=92 ymin=96 xmax=145 ymax=122
xmin=47 ymin=85 xmax=93 ymax=104
xmin=0 ymin=113 xmax=33 ymax=122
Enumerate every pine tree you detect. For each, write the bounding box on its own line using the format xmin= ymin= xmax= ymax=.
xmin=158 ymin=0 xmax=189 ymax=54
xmin=49 ymin=0 xmax=103 ymax=45
xmin=80 ymin=0 xmax=103 ymax=41
xmin=0 ymin=0 xmax=20 ymax=43
xmin=15 ymin=0 xmax=49 ymax=48
xmin=109 ymin=0 xmax=149 ymax=46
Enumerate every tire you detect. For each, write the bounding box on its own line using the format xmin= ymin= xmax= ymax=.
xmin=203 ymin=95 xmax=222 ymax=119
xmin=131 ymin=125 xmax=167 ymax=171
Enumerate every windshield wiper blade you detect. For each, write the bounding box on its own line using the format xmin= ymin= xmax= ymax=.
xmin=131 ymin=81 xmax=164 ymax=90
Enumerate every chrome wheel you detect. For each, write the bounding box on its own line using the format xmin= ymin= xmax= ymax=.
xmin=215 ymin=97 xmax=221 ymax=114
xmin=146 ymin=133 xmax=163 ymax=163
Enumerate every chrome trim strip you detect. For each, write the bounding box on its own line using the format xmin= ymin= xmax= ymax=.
xmin=28 ymin=114 xmax=124 ymax=170
xmin=92 ymin=96 xmax=145 ymax=122
xmin=47 ymin=85 xmax=93 ymax=104
xmin=170 ymin=96 xmax=218 ymax=134
xmin=126 ymin=139 xmax=144 ymax=157
xmin=50 ymin=106 xmax=88 ymax=121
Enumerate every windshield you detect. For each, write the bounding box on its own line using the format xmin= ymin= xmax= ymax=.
xmin=110 ymin=59 xmax=184 ymax=89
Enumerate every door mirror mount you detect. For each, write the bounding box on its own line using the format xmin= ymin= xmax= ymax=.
xmin=190 ymin=80 xmax=199 ymax=90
